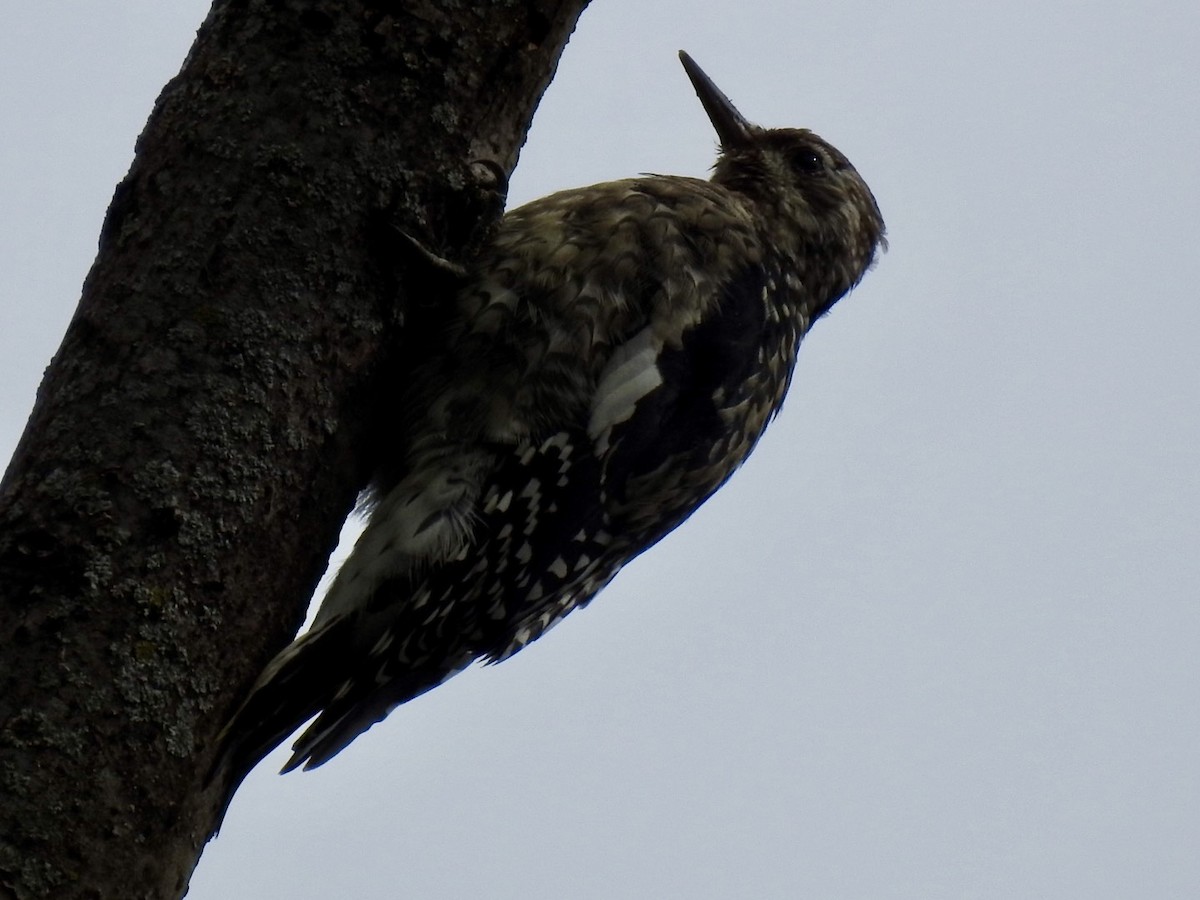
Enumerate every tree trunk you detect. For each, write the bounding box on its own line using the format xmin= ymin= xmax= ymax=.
xmin=0 ymin=2 xmax=588 ymax=897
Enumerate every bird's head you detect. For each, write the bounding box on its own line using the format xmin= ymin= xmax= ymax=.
xmin=680 ymin=52 xmax=886 ymax=298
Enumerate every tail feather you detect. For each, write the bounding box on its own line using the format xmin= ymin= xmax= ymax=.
xmin=214 ymin=612 xmax=474 ymax=794
xmin=282 ymin=651 xmax=473 ymax=772
xmin=213 ymin=617 xmax=355 ymax=792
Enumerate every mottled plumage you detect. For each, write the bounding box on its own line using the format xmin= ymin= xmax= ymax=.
xmin=216 ymin=52 xmax=886 ymax=786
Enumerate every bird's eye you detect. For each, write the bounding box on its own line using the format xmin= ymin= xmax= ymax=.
xmin=789 ymin=148 xmax=825 ymax=175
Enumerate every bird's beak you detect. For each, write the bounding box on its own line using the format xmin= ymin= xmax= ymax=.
xmin=679 ymin=51 xmax=755 ymax=149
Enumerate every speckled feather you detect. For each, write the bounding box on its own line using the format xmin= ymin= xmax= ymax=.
xmin=216 ymin=53 xmax=886 ymax=783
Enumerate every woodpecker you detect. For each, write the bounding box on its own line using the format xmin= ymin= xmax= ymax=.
xmin=216 ymin=52 xmax=885 ymax=786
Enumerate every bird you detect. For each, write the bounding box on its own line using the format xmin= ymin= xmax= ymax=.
xmin=214 ymin=51 xmax=886 ymax=789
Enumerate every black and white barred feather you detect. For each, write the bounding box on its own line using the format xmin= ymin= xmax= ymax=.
xmin=216 ymin=52 xmax=885 ymax=784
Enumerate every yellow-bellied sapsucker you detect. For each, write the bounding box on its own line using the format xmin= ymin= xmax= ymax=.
xmin=217 ymin=52 xmax=886 ymax=783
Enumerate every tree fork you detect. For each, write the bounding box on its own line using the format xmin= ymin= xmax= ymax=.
xmin=0 ymin=2 xmax=588 ymax=897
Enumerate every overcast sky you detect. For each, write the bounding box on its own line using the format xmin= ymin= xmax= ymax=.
xmin=3 ymin=2 xmax=1199 ymax=898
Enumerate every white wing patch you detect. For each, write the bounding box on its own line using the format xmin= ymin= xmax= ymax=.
xmin=588 ymin=325 xmax=664 ymax=456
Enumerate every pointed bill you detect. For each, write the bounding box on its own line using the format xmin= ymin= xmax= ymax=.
xmin=678 ymin=51 xmax=755 ymax=148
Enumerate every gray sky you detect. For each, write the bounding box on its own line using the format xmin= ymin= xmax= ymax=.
xmin=4 ymin=2 xmax=1199 ymax=898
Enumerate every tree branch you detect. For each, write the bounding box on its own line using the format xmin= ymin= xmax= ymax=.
xmin=0 ymin=2 xmax=588 ymax=897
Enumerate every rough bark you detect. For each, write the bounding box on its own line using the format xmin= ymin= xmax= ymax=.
xmin=0 ymin=1 xmax=588 ymax=897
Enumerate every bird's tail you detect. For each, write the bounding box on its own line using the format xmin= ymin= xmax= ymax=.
xmin=211 ymin=616 xmax=356 ymax=797
xmin=211 ymin=608 xmax=472 ymax=812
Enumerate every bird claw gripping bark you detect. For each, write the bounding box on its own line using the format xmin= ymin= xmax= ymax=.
xmin=392 ymin=225 xmax=470 ymax=285
xmin=384 ymin=157 xmax=510 ymax=303
xmin=215 ymin=52 xmax=886 ymax=791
